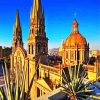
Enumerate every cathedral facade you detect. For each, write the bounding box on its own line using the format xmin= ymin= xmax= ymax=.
xmin=10 ymin=0 xmax=90 ymax=100
xmin=26 ymin=0 xmax=48 ymax=98
xmin=11 ymin=0 xmax=48 ymax=99
xmin=10 ymin=10 xmax=27 ymax=71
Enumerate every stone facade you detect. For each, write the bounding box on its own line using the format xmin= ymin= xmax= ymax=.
xmin=10 ymin=10 xmax=26 ymax=76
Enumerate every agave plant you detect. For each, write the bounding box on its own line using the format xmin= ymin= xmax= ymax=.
xmin=0 ymin=59 xmax=40 ymax=100
xmin=61 ymin=65 xmax=100 ymax=100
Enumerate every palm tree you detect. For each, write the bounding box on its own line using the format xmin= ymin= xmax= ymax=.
xmin=61 ymin=65 xmax=100 ymax=100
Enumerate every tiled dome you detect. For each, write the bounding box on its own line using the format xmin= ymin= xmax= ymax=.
xmin=65 ymin=19 xmax=87 ymax=47
xmin=65 ymin=32 xmax=87 ymax=47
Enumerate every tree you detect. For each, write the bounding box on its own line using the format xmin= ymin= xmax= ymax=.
xmin=61 ymin=65 xmax=100 ymax=100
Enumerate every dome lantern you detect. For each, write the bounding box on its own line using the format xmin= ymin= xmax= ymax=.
xmin=65 ymin=19 xmax=87 ymax=48
xmin=72 ymin=19 xmax=78 ymax=32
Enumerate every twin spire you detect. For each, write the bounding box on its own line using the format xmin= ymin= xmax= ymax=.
xmin=12 ymin=0 xmax=44 ymax=50
xmin=30 ymin=0 xmax=43 ymax=19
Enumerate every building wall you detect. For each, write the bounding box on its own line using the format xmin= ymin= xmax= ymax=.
xmin=87 ymin=64 xmax=99 ymax=80
xmin=88 ymin=71 xmax=97 ymax=80
xmin=11 ymin=47 xmax=25 ymax=68
xmin=39 ymin=64 xmax=62 ymax=86
xmin=62 ymin=47 xmax=88 ymax=66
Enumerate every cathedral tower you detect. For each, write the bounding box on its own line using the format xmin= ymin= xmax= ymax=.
xmin=11 ymin=10 xmax=26 ymax=72
xmin=27 ymin=0 xmax=48 ymax=63
xmin=26 ymin=0 xmax=48 ymax=99
xmin=12 ymin=10 xmax=23 ymax=52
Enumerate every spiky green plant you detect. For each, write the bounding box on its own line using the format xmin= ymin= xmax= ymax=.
xmin=0 ymin=59 xmax=40 ymax=100
xmin=61 ymin=65 xmax=100 ymax=100
xmin=0 ymin=62 xmax=27 ymax=100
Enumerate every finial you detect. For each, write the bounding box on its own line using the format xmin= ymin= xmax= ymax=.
xmin=73 ymin=12 xmax=77 ymax=19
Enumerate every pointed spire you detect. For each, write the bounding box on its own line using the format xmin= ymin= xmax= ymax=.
xmin=14 ymin=10 xmax=21 ymax=29
xmin=31 ymin=0 xmax=43 ymax=19
xmin=12 ymin=10 xmax=23 ymax=50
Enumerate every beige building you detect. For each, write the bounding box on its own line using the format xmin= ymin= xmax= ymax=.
xmin=89 ymin=50 xmax=100 ymax=58
xmin=59 ymin=20 xmax=89 ymax=66
xmin=87 ymin=52 xmax=100 ymax=80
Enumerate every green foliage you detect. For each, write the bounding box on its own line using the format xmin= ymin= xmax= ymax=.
xmin=61 ymin=65 xmax=100 ymax=100
xmin=0 ymin=60 xmax=40 ymax=100
xmin=0 ymin=63 xmax=26 ymax=100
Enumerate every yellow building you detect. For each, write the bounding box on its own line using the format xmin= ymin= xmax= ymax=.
xmin=10 ymin=0 xmax=99 ymax=99
xmin=59 ymin=20 xmax=89 ymax=66
xmin=25 ymin=0 xmax=48 ymax=98
xmin=10 ymin=0 xmax=52 ymax=99
xmin=87 ymin=56 xmax=100 ymax=80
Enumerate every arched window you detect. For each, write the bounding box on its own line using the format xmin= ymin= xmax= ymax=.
xmin=43 ymin=44 xmax=46 ymax=53
xmin=32 ymin=29 xmax=34 ymax=33
xmin=70 ymin=51 xmax=74 ymax=61
xmin=29 ymin=45 xmax=30 ymax=54
xmin=75 ymin=51 xmax=76 ymax=60
xmin=66 ymin=51 xmax=68 ymax=59
xmin=43 ymin=48 xmax=45 ymax=53
xmin=77 ymin=51 xmax=80 ymax=60
xmin=28 ymin=60 xmax=29 ymax=88
xmin=39 ymin=28 xmax=41 ymax=33
xmin=37 ymin=44 xmax=41 ymax=53
xmin=32 ymin=45 xmax=33 ymax=54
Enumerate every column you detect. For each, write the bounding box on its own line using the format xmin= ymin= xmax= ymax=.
xmin=80 ymin=49 xmax=83 ymax=64
xmin=83 ymin=50 xmax=84 ymax=63
xmin=30 ymin=45 xmax=32 ymax=54
xmin=76 ymin=46 xmax=78 ymax=65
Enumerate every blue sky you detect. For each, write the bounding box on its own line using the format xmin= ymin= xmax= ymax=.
xmin=0 ymin=0 xmax=100 ymax=50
